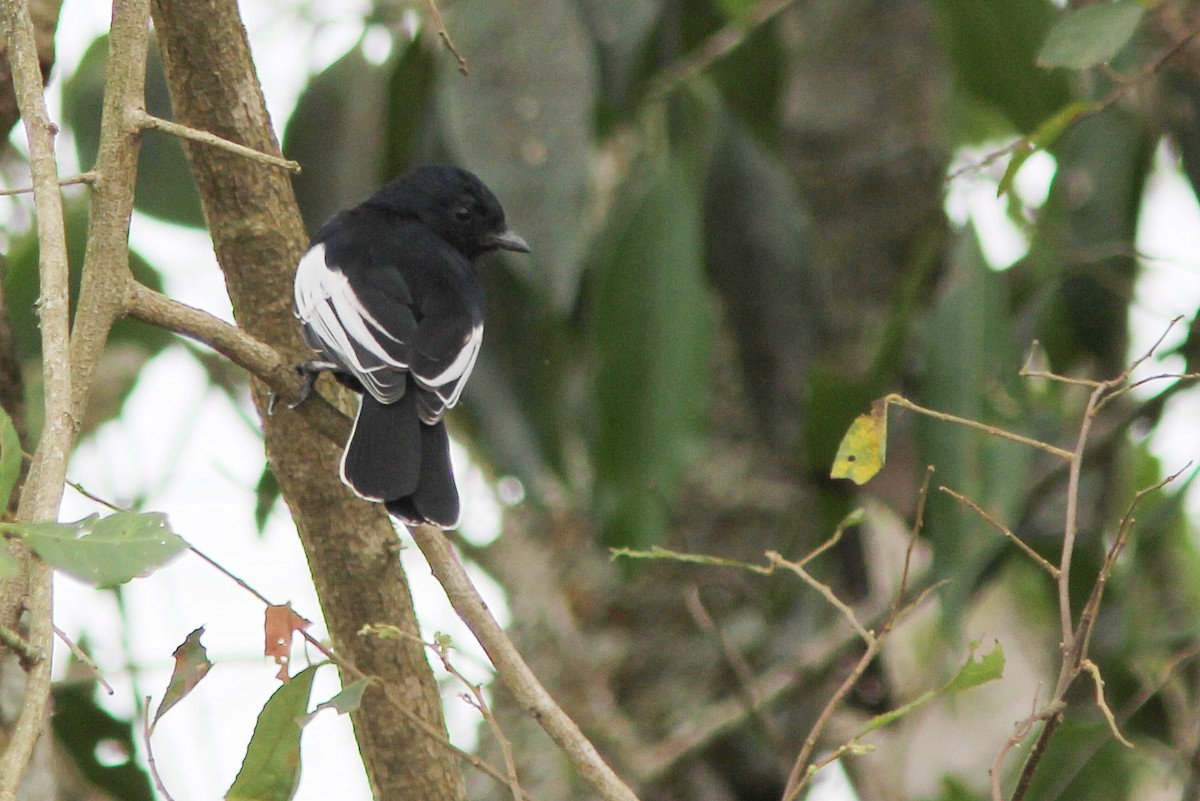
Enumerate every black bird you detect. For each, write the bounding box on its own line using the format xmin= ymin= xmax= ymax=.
xmin=292 ymin=165 xmax=529 ymax=528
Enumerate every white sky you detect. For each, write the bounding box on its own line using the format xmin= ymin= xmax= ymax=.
xmin=9 ymin=2 xmax=1200 ymax=800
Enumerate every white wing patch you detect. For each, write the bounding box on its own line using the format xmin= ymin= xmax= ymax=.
xmin=293 ymin=244 xmax=407 ymax=402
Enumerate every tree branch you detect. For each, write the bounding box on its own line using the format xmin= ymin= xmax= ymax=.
xmin=409 ymin=523 xmax=642 ymax=801
xmin=134 ymin=110 xmax=301 ymax=172
xmin=149 ymin=0 xmax=468 ymax=795
xmin=122 ymin=281 xmax=350 ymax=445
xmin=0 ymin=0 xmax=80 ymax=790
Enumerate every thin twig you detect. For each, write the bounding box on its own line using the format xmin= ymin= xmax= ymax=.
xmin=408 ymin=523 xmax=641 ymax=801
xmin=1080 ymin=660 xmax=1133 ymax=748
xmin=950 ymin=24 xmax=1200 ymax=184
xmin=781 ymin=635 xmax=884 ymax=801
xmin=427 ymin=636 xmax=524 ymax=801
xmin=685 ymin=586 xmax=788 ymax=757
xmin=0 ymin=625 xmax=43 ymax=665
xmin=885 ymin=394 xmax=1074 ymax=461
xmin=0 ymin=0 xmax=80 ymax=791
xmin=0 ymin=171 xmax=96 ymax=196
xmin=142 ymin=698 xmax=178 ymax=801
xmin=939 ymin=486 xmax=1060 ymax=577
xmin=424 ymin=0 xmax=468 ymax=74
xmin=1055 ymin=383 xmax=1101 ymax=682
xmin=53 ymin=625 xmax=114 ymax=695
xmin=899 ymin=468 xmax=935 ymax=599
xmin=1010 ymin=707 xmax=1065 ymax=801
xmin=134 ymin=111 xmax=301 ymax=172
xmin=191 ymin=544 xmax=542 ymax=800
xmin=1003 ymin=320 xmax=1190 ymax=798
xmin=65 ymin=479 xmax=125 ymax=512
xmin=780 ymin=474 xmax=938 ymax=801
xmin=767 ymin=551 xmax=873 ymax=643
xmin=187 ymin=543 xmax=274 ymax=605
xmin=989 ymin=690 xmax=1046 ymax=801
xmin=644 ymin=0 xmax=799 ymax=101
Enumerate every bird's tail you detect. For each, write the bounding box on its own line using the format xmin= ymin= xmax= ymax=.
xmin=385 ymin=422 xmax=459 ymax=529
xmin=341 ymin=389 xmax=460 ymax=529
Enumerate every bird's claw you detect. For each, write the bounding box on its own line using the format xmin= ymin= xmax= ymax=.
xmin=266 ymin=360 xmax=338 ymax=416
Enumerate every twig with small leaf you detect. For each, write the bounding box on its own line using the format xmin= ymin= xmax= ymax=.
xmin=829 ymin=318 xmax=1197 ymax=801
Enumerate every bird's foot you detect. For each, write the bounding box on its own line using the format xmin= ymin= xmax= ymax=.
xmin=267 ymin=360 xmax=340 ymax=416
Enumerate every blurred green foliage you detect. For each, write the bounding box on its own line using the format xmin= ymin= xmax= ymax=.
xmin=5 ymin=0 xmax=1200 ymax=797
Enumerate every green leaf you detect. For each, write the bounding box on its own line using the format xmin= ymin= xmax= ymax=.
xmin=383 ymin=35 xmax=438 ymax=180
xmin=859 ymin=642 xmax=1004 ymax=734
xmin=5 ymin=511 xmax=187 ymax=587
xmin=930 ymin=0 xmax=1072 ymax=133
xmin=152 ymin=627 xmax=213 ymax=731
xmin=284 ymin=43 xmax=392 ymax=234
xmin=438 ymin=0 xmax=597 ymax=311
xmin=302 ymin=677 xmax=372 ymax=725
xmin=0 ymin=404 xmax=20 ymax=512
xmin=945 ymin=640 xmax=1005 ymax=691
xmin=996 ymin=102 xmax=1096 ymax=197
xmin=51 ymin=682 xmax=154 ymax=801
xmin=590 ymin=156 xmax=712 ymax=548
xmin=1037 ymin=0 xmax=1146 ymax=70
xmin=253 ymin=466 xmax=280 ymax=537
xmin=226 ymin=664 xmax=319 ymax=801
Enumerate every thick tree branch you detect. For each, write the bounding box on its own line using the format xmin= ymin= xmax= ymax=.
xmin=123 ymin=281 xmax=351 ymax=444
xmin=148 ymin=1 xmax=467 ymax=797
xmin=0 ymin=0 xmax=75 ymax=792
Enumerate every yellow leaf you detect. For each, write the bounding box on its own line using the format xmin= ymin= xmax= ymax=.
xmin=830 ymin=398 xmax=888 ymax=484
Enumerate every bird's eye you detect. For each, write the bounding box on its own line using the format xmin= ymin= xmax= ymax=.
xmin=453 ymin=205 xmax=472 ymax=222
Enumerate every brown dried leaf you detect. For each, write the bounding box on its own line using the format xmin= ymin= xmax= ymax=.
xmin=264 ymin=603 xmax=311 ymax=683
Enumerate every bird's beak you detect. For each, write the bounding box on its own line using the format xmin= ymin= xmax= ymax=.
xmin=491 ymin=228 xmax=530 ymax=253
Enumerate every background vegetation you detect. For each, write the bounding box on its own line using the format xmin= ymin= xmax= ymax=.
xmin=1 ymin=0 xmax=1199 ymax=800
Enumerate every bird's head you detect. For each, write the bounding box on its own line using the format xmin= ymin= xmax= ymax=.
xmin=371 ymin=165 xmax=529 ymax=261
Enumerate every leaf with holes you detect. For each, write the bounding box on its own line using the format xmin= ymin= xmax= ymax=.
xmin=831 ymin=398 xmax=888 ymax=485
xmin=4 ymin=511 xmax=187 ymax=587
xmin=152 ymin=627 xmax=213 ymax=731
xmin=264 ymin=603 xmax=311 ymax=683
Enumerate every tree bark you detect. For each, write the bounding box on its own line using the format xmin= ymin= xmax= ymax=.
xmin=147 ymin=1 xmax=464 ymax=798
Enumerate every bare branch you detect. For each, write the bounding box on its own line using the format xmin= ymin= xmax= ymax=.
xmin=424 ymin=0 xmax=468 ymax=74
xmin=408 ymin=523 xmax=642 ymax=801
xmin=685 ymin=586 xmax=788 ymax=757
xmin=135 ymin=110 xmax=301 ymax=172
xmin=644 ymin=0 xmax=799 ymax=101
xmin=0 ymin=625 xmax=43 ymax=666
xmin=940 ymin=486 xmax=1060 ymax=578
xmin=122 ymin=281 xmax=351 ymax=445
xmin=1080 ymin=660 xmax=1133 ymax=748
xmin=0 ymin=0 xmax=86 ymax=788
xmin=53 ymin=625 xmax=114 ymax=696
xmin=989 ymin=690 xmax=1046 ymax=801
xmin=0 ymin=171 xmax=96 ymax=196
xmin=886 ymin=394 xmax=1074 ymax=461
xmin=767 ymin=551 xmax=873 ymax=643
xmin=427 ymin=636 xmax=524 ymax=801
xmin=142 ymin=699 xmax=179 ymax=801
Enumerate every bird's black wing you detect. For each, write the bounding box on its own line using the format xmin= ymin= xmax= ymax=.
xmin=294 ymin=210 xmax=483 ymax=420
